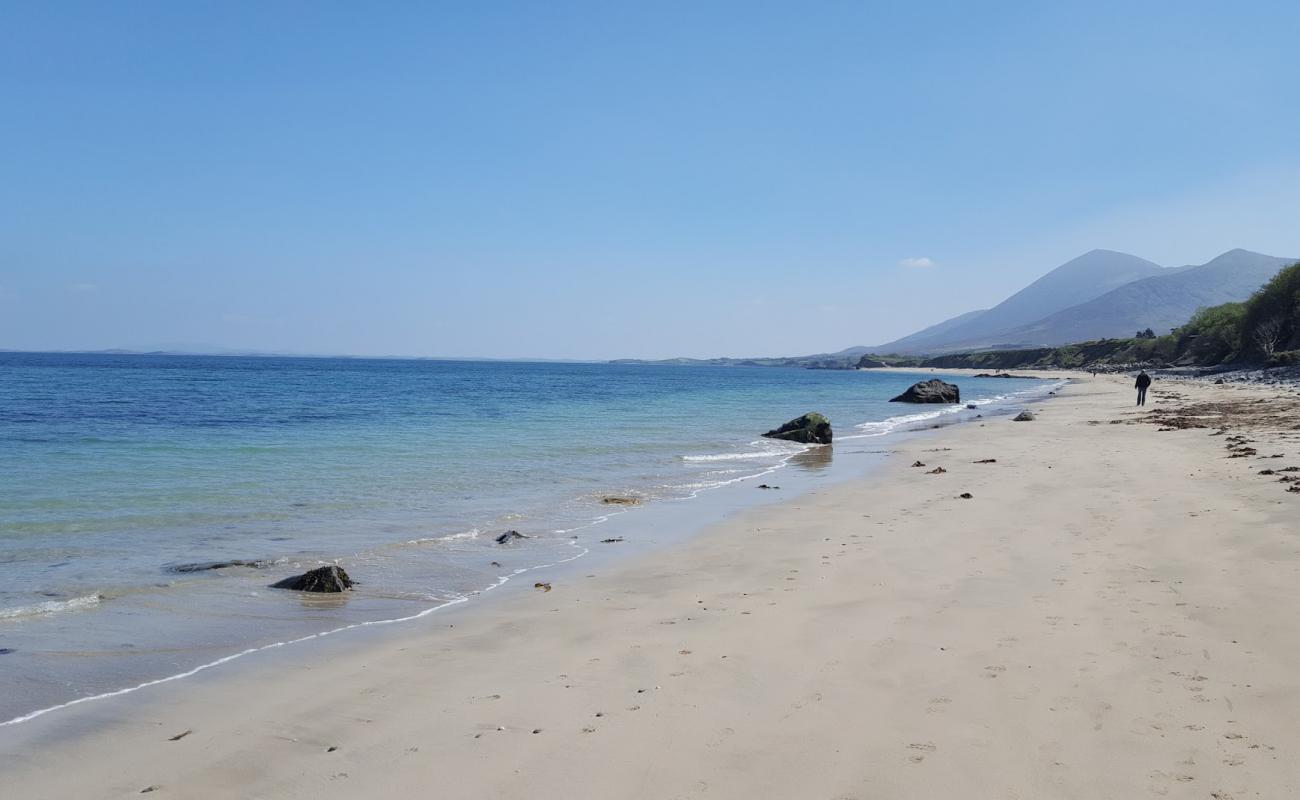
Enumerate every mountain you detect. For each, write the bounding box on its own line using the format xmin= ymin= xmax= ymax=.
xmin=988 ymin=249 xmax=1295 ymax=347
xmin=874 ymin=249 xmax=1167 ymax=353
xmin=869 ymin=308 xmax=989 ymax=354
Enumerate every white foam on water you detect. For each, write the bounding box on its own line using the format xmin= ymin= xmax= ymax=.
xmin=0 ymin=594 xmax=102 ymax=621
xmin=842 ymin=379 xmax=1068 ymax=439
xmin=681 ymin=438 xmax=810 ymax=463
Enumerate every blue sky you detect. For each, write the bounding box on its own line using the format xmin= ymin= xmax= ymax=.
xmin=2 ymin=1 xmax=1298 ymax=359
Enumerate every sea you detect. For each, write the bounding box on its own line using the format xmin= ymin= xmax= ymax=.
xmin=0 ymin=352 xmax=1063 ymax=724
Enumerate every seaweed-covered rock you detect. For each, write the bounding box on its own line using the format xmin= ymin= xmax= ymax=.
xmin=890 ymin=380 xmax=960 ymax=404
xmin=271 ymin=565 xmax=353 ymax=593
xmin=762 ymin=412 xmax=832 ymax=445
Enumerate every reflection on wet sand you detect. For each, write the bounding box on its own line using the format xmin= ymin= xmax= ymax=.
xmin=791 ymin=445 xmax=833 ymax=472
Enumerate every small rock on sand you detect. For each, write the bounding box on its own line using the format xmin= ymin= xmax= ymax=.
xmin=1013 ymin=411 xmax=1035 ymax=422
xmin=926 ymin=466 xmax=947 ymax=474
xmin=600 ymin=497 xmax=641 ymax=506
xmin=911 ymin=461 xmax=925 ymax=468
xmin=534 ymin=582 xmax=552 ymax=592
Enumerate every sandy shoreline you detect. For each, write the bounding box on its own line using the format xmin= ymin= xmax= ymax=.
xmin=3 ymin=372 xmax=1299 ymax=799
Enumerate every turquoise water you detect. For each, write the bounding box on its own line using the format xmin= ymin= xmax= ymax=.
xmin=0 ymin=353 xmax=1061 ymax=723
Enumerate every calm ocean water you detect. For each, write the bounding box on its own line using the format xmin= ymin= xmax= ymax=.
xmin=0 ymin=353 xmax=1061 ymax=723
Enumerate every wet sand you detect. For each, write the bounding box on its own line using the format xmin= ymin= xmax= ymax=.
xmin=3 ymin=373 xmax=1299 ymax=799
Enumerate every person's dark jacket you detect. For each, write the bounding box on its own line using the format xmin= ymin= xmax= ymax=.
xmin=1135 ymin=373 xmax=1152 ymax=389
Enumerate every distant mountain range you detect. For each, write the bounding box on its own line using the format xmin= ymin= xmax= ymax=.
xmin=870 ymin=248 xmax=1295 ymax=355
xmin=612 ymin=247 xmax=1296 ymax=368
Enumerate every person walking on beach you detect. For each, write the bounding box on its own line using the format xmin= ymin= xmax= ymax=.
xmin=1134 ymin=370 xmax=1152 ymax=406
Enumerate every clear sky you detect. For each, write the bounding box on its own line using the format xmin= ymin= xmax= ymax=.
xmin=3 ymin=1 xmax=1299 ymax=359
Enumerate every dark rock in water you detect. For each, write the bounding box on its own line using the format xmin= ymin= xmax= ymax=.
xmin=0 ymin=648 xmax=15 ymax=655
xmin=168 ymin=559 xmax=270 ymax=574
xmin=966 ymin=403 xmax=978 ymax=409
xmin=494 ymin=530 xmax=527 ymax=544
xmin=271 ymin=565 xmax=353 ymax=593
xmin=890 ymin=380 xmax=959 ymax=404
xmin=1214 ymin=378 xmax=1225 ymax=384
xmin=756 ymin=484 xmax=781 ymax=490
xmin=1013 ymin=410 xmax=1035 ymax=421
xmin=600 ymin=496 xmax=641 ymax=506
xmin=959 ymin=492 xmax=974 ymax=499
xmin=762 ymin=412 xmax=832 ymax=445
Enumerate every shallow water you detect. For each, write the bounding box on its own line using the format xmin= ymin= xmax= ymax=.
xmin=0 ymin=353 xmax=1060 ymax=722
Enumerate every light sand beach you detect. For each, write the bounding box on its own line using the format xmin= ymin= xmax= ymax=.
xmin=3 ymin=373 xmax=1299 ymax=799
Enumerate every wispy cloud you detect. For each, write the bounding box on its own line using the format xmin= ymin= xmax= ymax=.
xmin=69 ymin=282 xmax=98 ymax=293
xmin=898 ymin=256 xmax=935 ymax=269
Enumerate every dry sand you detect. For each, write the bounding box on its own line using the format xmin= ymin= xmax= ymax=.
xmin=3 ymin=373 xmax=1299 ymax=799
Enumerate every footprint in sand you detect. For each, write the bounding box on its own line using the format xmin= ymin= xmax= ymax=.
xmin=906 ymin=742 xmax=936 ymax=763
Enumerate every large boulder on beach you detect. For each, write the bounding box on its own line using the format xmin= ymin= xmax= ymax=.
xmin=890 ymin=379 xmax=960 ymax=404
xmin=762 ymin=412 xmax=832 ymax=445
xmin=271 ymin=565 xmax=354 ymax=593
